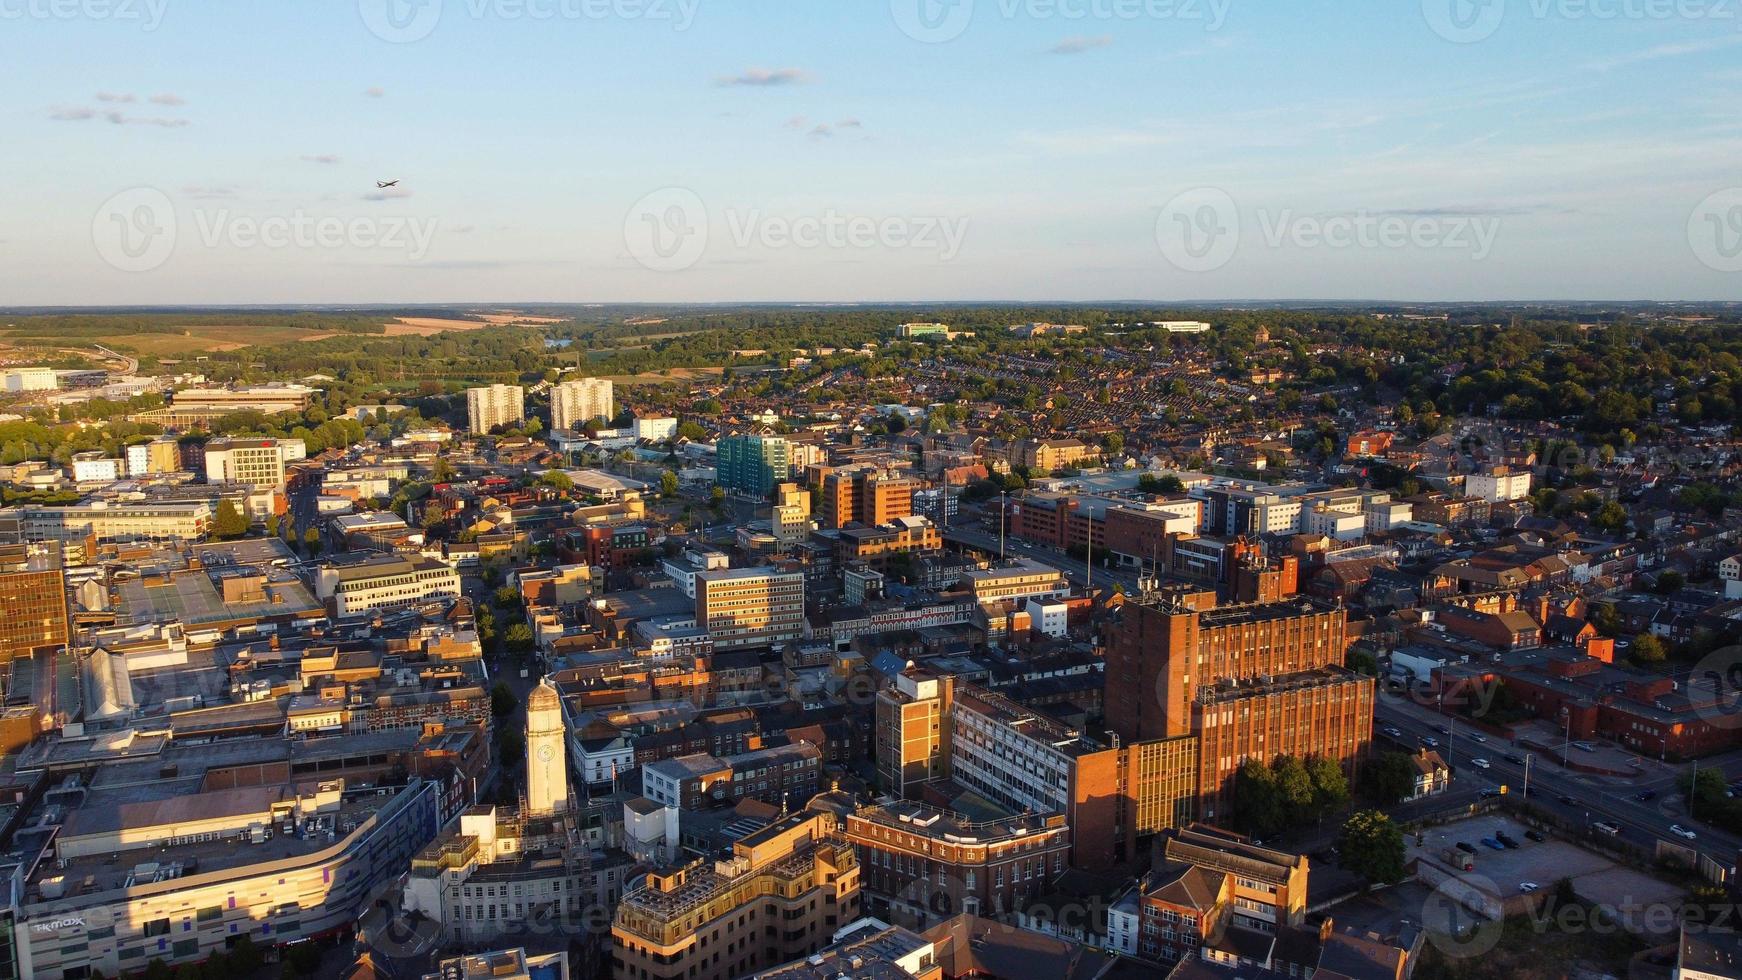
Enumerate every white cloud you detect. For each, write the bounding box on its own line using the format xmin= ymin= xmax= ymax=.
xmin=716 ymin=68 xmax=812 ymax=87
xmin=1049 ymin=35 xmax=1112 ymax=55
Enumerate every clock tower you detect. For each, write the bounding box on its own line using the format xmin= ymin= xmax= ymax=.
xmin=524 ymin=678 xmax=569 ymax=816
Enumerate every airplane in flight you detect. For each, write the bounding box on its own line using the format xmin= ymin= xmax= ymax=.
xmin=376 ymin=179 xmax=400 ymax=189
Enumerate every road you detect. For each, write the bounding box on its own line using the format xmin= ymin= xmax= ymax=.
xmin=1376 ymin=693 xmax=1742 ymax=862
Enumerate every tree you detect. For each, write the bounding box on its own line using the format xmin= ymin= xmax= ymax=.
xmin=227 ymin=935 xmax=263 ymax=974
xmin=1272 ymin=755 xmax=1316 ymax=814
xmin=1306 ymin=755 xmax=1351 ymax=818
xmin=505 ymin=622 xmax=535 ymax=652
xmin=1337 ymin=810 xmax=1406 ymax=885
xmin=265 ymin=514 xmax=279 ymax=537
xmin=430 ymin=456 xmax=456 ymax=483
xmin=303 ymin=527 xmax=323 ymax=555
xmin=538 ymin=470 xmax=573 ymax=492
xmin=491 ymin=681 xmax=515 ymax=719
xmin=1232 ymin=759 xmax=1285 ymax=840
xmin=1631 ymin=634 xmax=1668 ymax=664
xmin=660 ymin=470 xmax=679 ymax=498
xmin=1359 ymin=751 xmax=1418 ymax=806
xmin=498 ymin=728 xmax=526 ymax=769
xmin=211 ymin=499 xmax=248 ymax=540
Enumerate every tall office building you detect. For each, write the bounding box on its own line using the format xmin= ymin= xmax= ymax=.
xmin=715 ymin=435 xmax=789 ymax=497
xmin=549 ymin=378 xmax=614 ymax=433
xmin=695 ymin=566 xmax=805 ymax=650
xmin=126 ymin=436 xmax=184 ymax=477
xmin=1105 ymin=581 xmax=1373 ymax=820
xmin=819 ymin=468 xmax=920 ymax=529
xmin=525 ymin=678 xmax=570 ymax=816
xmin=202 ymin=437 xmax=306 ymax=490
xmin=466 ymin=384 xmax=526 ymax=435
xmin=0 ymin=544 xmax=69 ymax=669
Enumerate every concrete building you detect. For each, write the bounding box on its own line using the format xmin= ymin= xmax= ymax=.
xmin=203 ymin=437 xmax=306 ymax=490
xmin=1105 ymin=586 xmax=1374 ymax=821
xmin=314 ymin=552 xmax=463 ymax=617
xmin=848 ymin=801 xmax=1070 ymax=927
xmin=466 ymin=384 xmax=526 ymax=435
xmin=69 ymin=451 xmax=123 ymax=483
xmin=0 ymin=543 xmax=69 ymax=668
xmin=612 ymin=810 xmax=861 ymax=980
xmin=695 ymin=566 xmax=805 ymax=650
xmin=1466 ymin=465 xmax=1532 ymax=502
xmin=957 ymin=559 xmax=1067 ymax=603
xmin=12 ymin=778 xmax=442 ymax=979
xmin=819 ymin=468 xmax=920 ymax=529
xmin=634 ymin=416 xmax=679 ymax=442
xmin=126 ymin=436 xmax=184 ymax=477
xmin=771 ymin=482 xmax=812 ymax=544
xmin=2 ymin=366 xmax=58 ymax=391
xmin=423 ymin=949 xmax=570 ymax=980
xmin=716 ymin=435 xmax=790 ymax=497
xmin=550 ymin=378 xmax=614 ymax=433
xmin=641 ymin=742 xmax=821 ymax=811
xmin=0 ymin=500 xmax=214 ymax=545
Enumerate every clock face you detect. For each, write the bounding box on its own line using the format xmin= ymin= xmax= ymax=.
xmin=538 ymin=744 xmax=555 ymax=762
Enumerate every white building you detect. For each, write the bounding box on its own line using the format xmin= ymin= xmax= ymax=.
xmin=550 ymin=378 xmax=614 ymax=433
xmin=1365 ymin=499 xmax=1414 ymax=532
xmin=1154 ymin=320 xmax=1212 ymax=333
xmin=1465 ymin=467 xmax=1531 ymax=502
xmin=69 ymin=452 xmax=123 ymax=484
xmin=466 ymin=384 xmax=525 ymax=435
xmin=314 ymin=552 xmax=462 ymax=617
xmin=203 ymin=437 xmax=306 ymax=490
xmin=1024 ymin=596 xmax=1070 ymax=638
xmin=2 ymin=367 xmax=58 ymax=392
xmin=0 ymin=500 xmax=213 ymax=544
xmin=634 ymin=416 xmax=679 ymax=442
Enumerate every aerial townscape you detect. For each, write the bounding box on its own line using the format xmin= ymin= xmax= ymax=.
xmin=14 ymin=2 xmax=1742 ymax=979
xmin=1 ymin=305 xmax=1741 ymax=980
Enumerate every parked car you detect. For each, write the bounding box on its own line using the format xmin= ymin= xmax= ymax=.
xmin=1573 ymin=741 xmax=1597 ymax=753
xmin=1456 ymin=841 xmax=1478 ymax=854
xmin=1480 ymin=788 xmax=1503 ymax=800
xmin=1504 ymin=754 xmax=1525 ymax=765
xmin=1420 ymin=737 xmax=1440 ymax=749
xmin=1470 ymin=758 xmax=1491 ymax=770
xmin=1381 ymin=726 xmax=1404 ymax=739
xmin=1525 ymin=830 xmax=1547 ymax=842
xmin=1495 ymin=832 xmax=1520 ymax=849
xmin=1519 ymin=882 xmax=1540 ymax=894
xmin=1467 ymin=732 xmax=1487 ymax=743
xmin=1481 ymin=838 xmax=1506 ymax=850
xmin=1671 ymin=824 xmax=1698 ymax=840
xmin=1558 ymin=795 xmax=1578 ymax=806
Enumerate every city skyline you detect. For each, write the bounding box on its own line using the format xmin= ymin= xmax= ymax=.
xmin=7 ymin=2 xmax=1742 ymax=305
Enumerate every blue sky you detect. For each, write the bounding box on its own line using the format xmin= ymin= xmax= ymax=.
xmin=4 ymin=0 xmax=1742 ymax=304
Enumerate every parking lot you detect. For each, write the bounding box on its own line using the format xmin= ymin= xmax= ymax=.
xmin=1410 ymin=813 xmax=1687 ymax=936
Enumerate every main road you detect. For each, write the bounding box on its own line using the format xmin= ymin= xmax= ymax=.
xmin=1375 ymin=693 xmax=1742 ymax=863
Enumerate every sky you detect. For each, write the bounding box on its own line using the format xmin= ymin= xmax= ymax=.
xmin=4 ymin=0 xmax=1742 ymax=304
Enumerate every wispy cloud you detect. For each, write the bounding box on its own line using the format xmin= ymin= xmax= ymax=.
xmin=183 ymin=185 xmax=237 ymax=200
xmin=1049 ymin=35 xmax=1112 ymax=55
xmin=716 ymin=67 xmax=812 ymax=87
xmin=1584 ymin=35 xmax=1742 ymax=73
xmin=365 ymin=86 xmax=386 ymax=98
xmin=149 ymin=93 xmax=185 ymax=106
xmin=302 ymin=154 xmax=343 ymax=164
xmin=95 ymin=91 xmax=135 ymax=103
xmin=52 ymin=105 xmax=188 ymax=127
xmin=364 ymin=187 xmax=413 ymax=202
